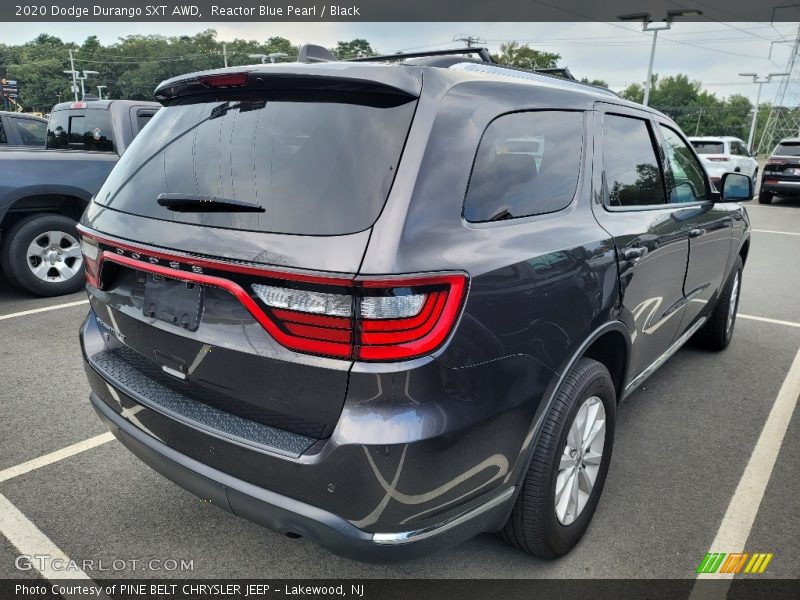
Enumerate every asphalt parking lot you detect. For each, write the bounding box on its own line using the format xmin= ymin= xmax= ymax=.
xmin=0 ymin=197 xmax=798 ymax=582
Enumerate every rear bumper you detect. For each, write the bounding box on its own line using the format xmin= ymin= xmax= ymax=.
xmin=90 ymin=391 xmax=514 ymax=562
xmin=760 ymin=179 xmax=800 ymax=196
xmin=80 ymin=308 xmax=525 ymax=561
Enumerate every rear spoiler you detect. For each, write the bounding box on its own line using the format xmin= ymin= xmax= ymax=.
xmin=153 ymin=69 xmax=420 ymax=106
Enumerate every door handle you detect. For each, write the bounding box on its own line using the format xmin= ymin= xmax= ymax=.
xmin=622 ymin=247 xmax=648 ymax=260
xmin=689 ymin=228 xmax=706 ymax=238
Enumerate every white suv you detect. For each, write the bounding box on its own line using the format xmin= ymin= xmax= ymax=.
xmin=689 ymin=136 xmax=758 ymax=186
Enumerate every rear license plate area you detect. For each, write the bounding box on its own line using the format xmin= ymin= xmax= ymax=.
xmin=143 ymin=274 xmax=204 ymax=331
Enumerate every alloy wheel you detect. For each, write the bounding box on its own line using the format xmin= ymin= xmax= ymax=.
xmin=555 ymin=395 xmax=606 ymax=526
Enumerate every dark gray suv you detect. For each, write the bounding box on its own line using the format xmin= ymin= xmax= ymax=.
xmin=78 ymin=48 xmax=752 ymax=561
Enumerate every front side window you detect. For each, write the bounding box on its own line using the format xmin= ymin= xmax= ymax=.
xmin=603 ymin=114 xmax=665 ymax=207
xmin=463 ymin=111 xmax=583 ymax=222
xmin=659 ymin=125 xmax=710 ymax=204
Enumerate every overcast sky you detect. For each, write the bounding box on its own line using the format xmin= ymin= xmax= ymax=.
xmin=5 ymin=21 xmax=799 ymax=102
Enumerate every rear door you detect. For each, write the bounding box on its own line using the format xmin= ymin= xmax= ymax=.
xmin=591 ymin=106 xmax=690 ymax=377
xmin=654 ymin=121 xmax=731 ymax=330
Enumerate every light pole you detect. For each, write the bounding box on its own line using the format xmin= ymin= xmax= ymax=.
xmin=738 ymin=72 xmax=788 ymax=152
xmin=96 ymin=85 xmax=107 ymax=100
xmin=619 ymin=9 xmax=702 ymax=107
xmin=77 ymin=70 xmax=98 ymax=100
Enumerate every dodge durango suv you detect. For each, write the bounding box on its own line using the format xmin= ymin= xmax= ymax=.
xmin=78 ymin=47 xmax=753 ymax=561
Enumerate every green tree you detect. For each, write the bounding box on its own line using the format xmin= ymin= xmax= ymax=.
xmin=331 ymin=39 xmax=375 ymax=59
xmin=580 ymin=77 xmax=609 ymax=88
xmin=491 ymin=42 xmax=560 ymax=69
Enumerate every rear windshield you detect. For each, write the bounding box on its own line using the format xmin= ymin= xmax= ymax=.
xmin=94 ymin=96 xmax=416 ymax=235
xmin=47 ymin=109 xmax=115 ymax=152
xmin=775 ymin=142 xmax=800 ymax=156
xmin=691 ymin=141 xmax=724 ymax=155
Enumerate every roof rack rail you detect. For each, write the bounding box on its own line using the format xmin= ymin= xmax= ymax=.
xmin=349 ymin=47 xmax=496 ymax=64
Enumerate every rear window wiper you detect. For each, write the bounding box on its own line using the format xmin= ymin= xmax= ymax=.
xmin=157 ymin=194 xmax=265 ymax=213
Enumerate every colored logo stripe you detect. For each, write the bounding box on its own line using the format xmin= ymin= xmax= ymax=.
xmin=696 ymin=552 xmax=773 ymax=574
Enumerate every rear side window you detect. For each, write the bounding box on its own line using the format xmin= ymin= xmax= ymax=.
xmin=775 ymin=142 xmax=800 ymax=156
xmin=46 ymin=109 xmax=115 ymax=152
xmin=463 ymin=111 xmax=583 ymax=222
xmin=691 ymin=141 xmax=724 ymax=155
xmin=603 ymin=114 xmax=665 ymax=208
xmin=95 ymin=96 xmax=415 ymax=235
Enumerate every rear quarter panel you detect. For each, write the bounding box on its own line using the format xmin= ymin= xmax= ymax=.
xmin=341 ymin=82 xmax=623 ymax=524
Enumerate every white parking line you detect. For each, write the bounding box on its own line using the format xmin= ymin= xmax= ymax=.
xmin=0 ymin=299 xmax=89 ymax=321
xmin=693 ymin=344 xmax=800 ymax=588
xmin=0 ymin=433 xmax=114 ymax=484
xmin=739 ymin=314 xmax=800 ymax=329
xmin=0 ymin=493 xmax=110 ymax=600
xmin=752 ymin=228 xmax=800 ymax=237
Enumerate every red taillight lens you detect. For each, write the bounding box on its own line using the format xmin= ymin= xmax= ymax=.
xmin=252 ymin=274 xmax=468 ymax=361
xmin=356 ymin=274 xmax=468 ymax=361
xmin=767 ymin=158 xmax=786 ymax=165
xmin=79 ymin=236 xmax=100 ymax=287
xmin=252 ymin=284 xmax=354 ymax=358
xmin=198 ymin=73 xmax=249 ymax=88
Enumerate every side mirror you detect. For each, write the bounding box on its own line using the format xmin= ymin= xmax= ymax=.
xmin=720 ymin=172 xmax=753 ymax=202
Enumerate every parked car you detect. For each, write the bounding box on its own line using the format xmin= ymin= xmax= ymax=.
xmin=0 ymin=111 xmax=47 ymax=148
xmin=78 ymin=48 xmax=752 ymax=562
xmin=0 ymin=99 xmax=159 ymax=296
xmin=689 ymin=136 xmax=759 ymax=187
xmin=758 ymin=137 xmax=800 ymax=204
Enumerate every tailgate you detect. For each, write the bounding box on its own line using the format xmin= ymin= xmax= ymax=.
xmin=80 ymin=225 xmax=365 ymax=439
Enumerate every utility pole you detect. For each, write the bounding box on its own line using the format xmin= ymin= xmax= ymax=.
xmin=757 ymin=24 xmax=800 ymax=154
xmin=453 ymin=34 xmax=484 ymax=48
xmin=68 ymin=49 xmax=78 ymax=101
xmin=223 ymin=43 xmax=228 ymax=67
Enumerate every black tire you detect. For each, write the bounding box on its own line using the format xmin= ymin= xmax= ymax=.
xmin=0 ymin=214 xmax=85 ymax=297
xmin=500 ymin=357 xmax=616 ymax=558
xmin=693 ymin=256 xmax=743 ymax=351
xmin=758 ymin=189 xmax=772 ymax=204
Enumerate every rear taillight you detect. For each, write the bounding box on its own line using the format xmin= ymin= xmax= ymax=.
xmin=79 ymin=229 xmax=468 ymax=362
xmin=251 ymin=274 xmax=467 ymax=361
xmin=767 ymin=158 xmax=786 ymax=165
xmin=80 ymin=237 xmax=100 ymax=287
xmin=356 ymin=275 xmax=467 ymax=361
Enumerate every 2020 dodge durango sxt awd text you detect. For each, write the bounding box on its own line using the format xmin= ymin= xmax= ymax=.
xmin=78 ymin=53 xmax=753 ymax=561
